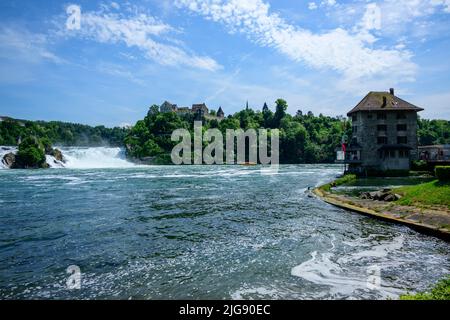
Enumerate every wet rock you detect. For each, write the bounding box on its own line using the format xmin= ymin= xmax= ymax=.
xmin=50 ymin=148 xmax=64 ymax=162
xmin=2 ymin=152 xmax=15 ymax=168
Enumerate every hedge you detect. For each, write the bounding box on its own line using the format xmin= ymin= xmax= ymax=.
xmin=435 ymin=166 xmax=450 ymax=181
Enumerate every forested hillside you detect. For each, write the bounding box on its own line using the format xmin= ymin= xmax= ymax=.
xmin=0 ymin=117 xmax=128 ymax=147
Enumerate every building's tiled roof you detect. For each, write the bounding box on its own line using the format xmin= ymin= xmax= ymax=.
xmin=161 ymin=101 xmax=174 ymax=107
xmin=347 ymin=91 xmax=424 ymax=116
xmin=192 ymin=103 xmax=207 ymax=108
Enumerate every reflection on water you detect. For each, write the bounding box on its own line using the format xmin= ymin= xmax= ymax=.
xmin=0 ymin=165 xmax=448 ymax=299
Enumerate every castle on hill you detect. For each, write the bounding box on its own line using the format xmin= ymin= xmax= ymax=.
xmin=160 ymin=101 xmax=224 ymax=120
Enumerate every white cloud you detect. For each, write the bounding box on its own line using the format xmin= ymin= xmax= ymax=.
xmin=360 ymin=3 xmax=381 ymax=31
xmin=322 ymin=0 xmax=337 ymax=7
xmin=175 ymin=0 xmax=416 ymax=84
xmin=110 ymin=2 xmax=120 ymax=10
xmin=0 ymin=27 xmax=64 ymax=64
xmin=345 ymin=0 xmax=450 ymax=38
xmin=96 ymin=62 xmax=146 ymax=85
xmin=308 ymin=2 xmax=318 ymax=10
xmin=62 ymin=4 xmax=221 ymax=71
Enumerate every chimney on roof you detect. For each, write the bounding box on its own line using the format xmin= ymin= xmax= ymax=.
xmin=389 ymin=88 xmax=395 ymax=96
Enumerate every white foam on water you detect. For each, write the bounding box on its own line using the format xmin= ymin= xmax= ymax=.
xmin=291 ymin=234 xmax=406 ymax=299
xmin=338 ymin=235 xmax=404 ymax=263
xmin=59 ymin=147 xmax=136 ymax=169
xmin=231 ymin=287 xmax=280 ymax=300
xmin=45 ymin=155 xmax=65 ymax=168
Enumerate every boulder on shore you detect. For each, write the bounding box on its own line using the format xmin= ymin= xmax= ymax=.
xmin=360 ymin=189 xmax=402 ymax=202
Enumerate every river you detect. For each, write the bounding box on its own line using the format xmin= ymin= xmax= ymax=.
xmin=0 ymin=147 xmax=449 ymax=299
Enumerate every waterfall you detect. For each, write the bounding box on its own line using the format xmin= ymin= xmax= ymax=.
xmin=59 ymin=147 xmax=135 ymax=169
xmin=0 ymin=146 xmax=136 ymax=169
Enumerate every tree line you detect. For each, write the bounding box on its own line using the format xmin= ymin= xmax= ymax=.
xmin=0 ymin=118 xmax=127 ymax=147
xmin=1 ymin=100 xmax=449 ymax=165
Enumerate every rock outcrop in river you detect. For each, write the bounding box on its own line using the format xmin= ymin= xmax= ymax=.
xmin=2 ymin=152 xmax=15 ymax=168
xmin=1 ymin=146 xmax=65 ymax=169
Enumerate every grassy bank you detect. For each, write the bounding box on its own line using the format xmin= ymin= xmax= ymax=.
xmin=394 ymin=180 xmax=450 ymax=209
xmin=319 ymin=174 xmax=357 ymax=192
xmin=401 ymin=276 xmax=450 ymax=300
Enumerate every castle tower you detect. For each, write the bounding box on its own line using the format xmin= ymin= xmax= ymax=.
xmin=217 ymin=106 xmax=224 ymax=119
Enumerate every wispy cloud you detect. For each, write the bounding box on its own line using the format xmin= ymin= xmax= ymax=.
xmin=174 ymin=0 xmax=417 ymax=87
xmin=96 ymin=62 xmax=147 ymax=86
xmin=0 ymin=27 xmax=64 ymax=64
xmin=331 ymin=0 xmax=450 ymax=39
xmin=60 ymin=3 xmax=221 ymax=71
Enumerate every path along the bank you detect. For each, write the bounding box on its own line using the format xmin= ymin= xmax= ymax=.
xmin=313 ymin=187 xmax=450 ymax=241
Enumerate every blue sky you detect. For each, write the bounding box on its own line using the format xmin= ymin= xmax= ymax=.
xmin=0 ymin=0 xmax=450 ymax=127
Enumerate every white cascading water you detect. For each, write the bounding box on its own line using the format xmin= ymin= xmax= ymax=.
xmin=45 ymin=155 xmax=65 ymax=168
xmin=59 ymin=147 xmax=135 ymax=169
xmin=0 ymin=146 xmax=135 ymax=169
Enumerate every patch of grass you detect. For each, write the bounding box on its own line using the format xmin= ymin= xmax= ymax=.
xmin=394 ymin=180 xmax=450 ymax=209
xmin=320 ymin=174 xmax=357 ymax=192
xmin=400 ymin=276 xmax=450 ymax=300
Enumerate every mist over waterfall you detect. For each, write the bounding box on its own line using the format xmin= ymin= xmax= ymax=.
xmin=60 ymin=147 xmax=135 ymax=169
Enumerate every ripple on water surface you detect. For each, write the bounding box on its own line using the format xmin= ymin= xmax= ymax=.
xmin=0 ymin=165 xmax=449 ymax=299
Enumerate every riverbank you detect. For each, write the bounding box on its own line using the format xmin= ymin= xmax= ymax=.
xmin=401 ymin=276 xmax=450 ymax=300
xmin=313 ymin=177 xmax=450 ymax=241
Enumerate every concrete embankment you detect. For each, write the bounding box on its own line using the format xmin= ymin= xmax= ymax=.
xmin=313 ymin=186 xmax=450 ymax=241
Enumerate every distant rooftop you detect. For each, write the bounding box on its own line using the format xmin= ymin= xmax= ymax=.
xmin=347 ymin=89 xmax=424 ymax=116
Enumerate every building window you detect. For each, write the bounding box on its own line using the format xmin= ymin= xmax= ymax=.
xmin=397 ymin=136 xmax=408 ymax=144
xmin=368 ymin=114 xmax=373 ymax=119
xmin=377 ymin=112 xmax=387 ymax=120
xmin=378 ymin=137 xmax=388 ymax=144
xmin=352 ymin=114 xmax=357 ymax=122
xmin=377 ymin=124 xmax=387 ymax=131
xmin=397 ymin=124 xmax=407 ymax=131
xmin=399 ymin=150 xmax=410 ymax=158
xmin=352 ymin=126 xmax=358 ymax=133
xmin=397 ymin=112 xmax=407 ymax=119
xmin=381 ymin=150 xmax=395 ymax=158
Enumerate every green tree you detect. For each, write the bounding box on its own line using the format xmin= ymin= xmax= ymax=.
xmin=273 ymin=99 xmax=288 ymax=128
xmin=15 ymin=137 xmax=46 ymax=168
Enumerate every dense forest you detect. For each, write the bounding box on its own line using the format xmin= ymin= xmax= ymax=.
xmin=0 ymin=117 xmax=127 ymax=147
xmin=418 ymin=119 xmax=450 ymax=145
xmin=124 ymin=99 xmax=450 ymax=164
xmin=1 ymin=100 xmax=449 ymax=165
